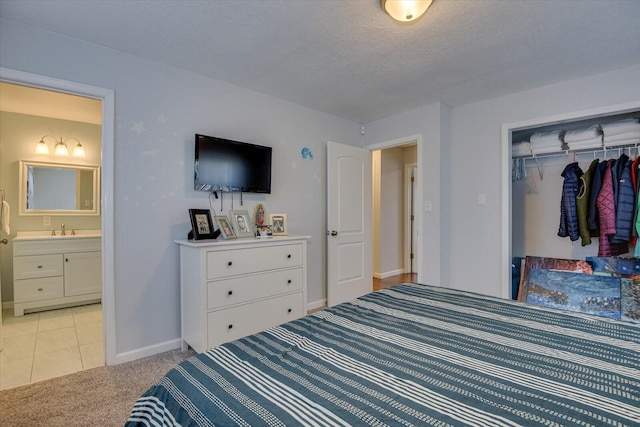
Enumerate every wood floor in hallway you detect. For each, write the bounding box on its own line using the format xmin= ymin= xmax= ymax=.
xmin=373 ymin=273 xmax=417 ymax=291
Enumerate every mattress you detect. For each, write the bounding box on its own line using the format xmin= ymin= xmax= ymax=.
xmin=126 ymin=283 xmax=640 ymax=426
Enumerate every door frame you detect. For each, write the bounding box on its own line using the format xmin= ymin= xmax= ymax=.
xmin=0 ymin=67 xmax=116 ymax=365
xmin=405 ymin=163 xmax=418 ymax=274
xmin=367 ymin=134 xmax=423 ymax=284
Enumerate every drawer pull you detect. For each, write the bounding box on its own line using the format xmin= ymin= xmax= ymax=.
xmin=38 ymin=288 xmax=44 ymax=291
xmin=228 ymin=324 xmax=233 ymax=329
xmin=228 ymin=290 xmax=233 ymax=296
xmin=227 ymin=261 xmax=233 ymax=266
xmin=287 ymin=254 xmax=292 ymax=259
xmin=288 ymin=308 xmax=292 ymax=313
xmin=37 ymin=265 xmax=43 ymax=269
xmin=287 ymin=279 xmax=292 ymax=284
xmin=65 ymin=258 xmax=69 ymax=262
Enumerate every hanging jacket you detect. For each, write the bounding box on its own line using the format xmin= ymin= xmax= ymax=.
xmin=558 ymin=162 xmax=583 ymax=241
xmin=596 ymin=159 xmax=627 ymax=256
xmin=577 ymin=159 xmax=599 ymax=246
xmin=613 ymin=159 xmax=635 ymax=243
xmin=630 ymin=157 xmax=640 ymax=244
xmin=588 ymin=160 xmax=607 ymax=232
xmin=612 ymin=153 xmax=629 ymax=208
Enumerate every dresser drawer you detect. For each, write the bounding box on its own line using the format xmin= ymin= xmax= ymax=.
xmin=208 ymin=268 xmax=303 ymax=310
xmin=14 ymin=277 xmax=64 ymax=302
xmin=14 ymin=254 xmax=63 ymax=280
xmin=207 ymin=243 xmax=303 ymax=279
xmin=207 ymin=292 xmax=303 ymax=347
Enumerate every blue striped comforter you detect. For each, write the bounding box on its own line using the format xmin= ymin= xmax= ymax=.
xmin=127 ymin=283 xmax=640 ymax=426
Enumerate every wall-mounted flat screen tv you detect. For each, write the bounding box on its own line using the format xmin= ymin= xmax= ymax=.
xmin=194 ymin=134 xmax=272 ymax=193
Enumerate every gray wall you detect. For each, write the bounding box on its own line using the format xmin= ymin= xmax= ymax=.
xmin=1 ymin=18 xmax=360 ymax=357
xmin=3 ymin=15 xmax=639 ymax=359
xmin=447 ymin=64 xmax=640 ymax=297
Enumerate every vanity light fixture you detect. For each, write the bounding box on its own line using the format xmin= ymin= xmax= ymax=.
xmin=380 ymin=0 xmax=433 ymax=22
xmin=34 ymin=136 xmax=52 ymax=155
xmin=68 ymin=137 xmax=86 ymax=158
xmin=36 ymin=135 xmax=87 ymax=158
xmin=54 ymin=137 xmax=69 ymax=156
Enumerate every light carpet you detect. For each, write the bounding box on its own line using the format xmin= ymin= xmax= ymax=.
xmin=0 ymin=348 xmax=195 ymax=427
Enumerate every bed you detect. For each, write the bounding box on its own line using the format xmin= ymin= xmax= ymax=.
xmin=126 ymin=283 xmax=640 ymax=426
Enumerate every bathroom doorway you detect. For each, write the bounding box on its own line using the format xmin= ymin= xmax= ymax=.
xmin=0 ymin=69 xmax=114 ymax=389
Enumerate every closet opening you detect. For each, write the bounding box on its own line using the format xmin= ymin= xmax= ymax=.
xmin=502 ymin=101 xmax=640 ymax=302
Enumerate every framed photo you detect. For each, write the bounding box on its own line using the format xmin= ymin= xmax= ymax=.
xmin=270 ymin=213 xmax=288 ymax=236
xmin=188 ymin=209 xmax=217 ymax=240
xmin=215 ymin=215 xmax=237 ymax=240
xmin=256 ymin=224 xmax=273 ymax=239
xmin=254 ymin=203 xmax=267 ymax=228
xmin=230 ymin=209 xmax=253 ymax=238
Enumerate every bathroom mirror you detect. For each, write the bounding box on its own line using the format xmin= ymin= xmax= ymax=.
xmin=18 ymin=160 xmax=100 ymax=216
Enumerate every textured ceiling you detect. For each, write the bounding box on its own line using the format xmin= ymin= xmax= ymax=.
xmin=1 ymin=0 xmax=639 ymax=124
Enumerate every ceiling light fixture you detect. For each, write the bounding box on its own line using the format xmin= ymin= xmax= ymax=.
xmin=380 ymin=0 xmax=433 ymax=23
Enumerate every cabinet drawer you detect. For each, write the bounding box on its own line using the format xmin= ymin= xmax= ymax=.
xmin=207 ymin=244 xmax=303 ymax=279
xmin=14 ymin=277 xmax=64 ymax=302
xmin=208 ymin=268 xmax=303 ymax=310
xmin=14 ymin=255 xmax=63 ymax=280
xmin=207 ymin=292 xmax=303 ymax=347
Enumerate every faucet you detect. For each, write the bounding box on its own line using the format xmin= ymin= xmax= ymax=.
xmin=61 ymin=223 xmax=65 ymax=236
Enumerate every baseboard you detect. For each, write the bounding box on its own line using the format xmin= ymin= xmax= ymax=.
xmin=307 ymin=299 xmax=327 ymax=311
xmin=114 ymin=338 xmax=182 ymax=365
xmin=2 ymin=300 xmax=13 ymax=310
xmin=374 ymin=269 xmax=405 ymax=280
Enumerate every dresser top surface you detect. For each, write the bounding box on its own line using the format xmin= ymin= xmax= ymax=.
xmin=175 ymin=235 xmax=310 ymax=248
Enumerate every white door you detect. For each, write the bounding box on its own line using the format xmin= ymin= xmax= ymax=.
xmin=327 ymin=141 xmax=372 ymax=306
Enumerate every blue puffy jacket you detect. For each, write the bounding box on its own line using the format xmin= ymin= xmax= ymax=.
xmin=558 ymin=162 xmax=583 ymax=241
xmin=612 ymin=159 xmax=634 ymax=243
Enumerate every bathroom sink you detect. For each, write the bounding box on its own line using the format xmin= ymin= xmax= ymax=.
xmin=14 ymin=229 xmax=102 ymax=241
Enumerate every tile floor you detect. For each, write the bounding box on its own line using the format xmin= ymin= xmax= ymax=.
xmin=0 ymin=303 xmax=103 ymax=390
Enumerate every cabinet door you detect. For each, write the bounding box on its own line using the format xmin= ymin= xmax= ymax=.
xmin=64 ymin=251 xmax=102 ymax=296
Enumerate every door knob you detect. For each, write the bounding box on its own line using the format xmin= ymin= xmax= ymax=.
xmin=327 ymin=230 xmax=338 ymax=237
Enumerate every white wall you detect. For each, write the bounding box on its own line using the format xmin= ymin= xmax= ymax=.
xmin=0 ymin=111 xmax=102 ymax=303
xmin=0 ymin=18 xmax=360 ymax=358
xmin=449 ymin=64 xmax=640 ymax=297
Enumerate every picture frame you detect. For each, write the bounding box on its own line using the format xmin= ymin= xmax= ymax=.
xmin=256 ymin=224 xmax=273 ymax=239
xmin=230 ymin=209 xmax=254 ymax=238
xmin=215 ymin=215 xmax=237 ymax=240
xmin=188 ymin=208 xmax=217 ymax=240
xmin=270 ymin=213 xmax=288 ymax=236
xmin=254 ymin=203 xmax=267 ymax=228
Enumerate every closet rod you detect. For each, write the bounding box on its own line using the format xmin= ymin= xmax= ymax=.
xmin=513 ymin=143 xmax=639 ymax=161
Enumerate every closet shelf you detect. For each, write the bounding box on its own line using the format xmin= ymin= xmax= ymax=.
xmin=513 ymin=143 xmax=640 ymax=161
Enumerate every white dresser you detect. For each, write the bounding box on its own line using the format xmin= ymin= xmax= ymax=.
xmin=176 ymin=236 xmax=309 ymax=353
xmin=13 ymin=236 xmax=102 ymax=316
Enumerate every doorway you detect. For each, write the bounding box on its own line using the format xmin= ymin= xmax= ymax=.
xmin=0 ymin=67 xmax=115 ymax=387
xmin=371 ymin=143 xmax=419 ymax=281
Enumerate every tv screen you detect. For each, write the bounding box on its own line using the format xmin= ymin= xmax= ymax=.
xmin=194 ymin=134 xmax=272 ymax=193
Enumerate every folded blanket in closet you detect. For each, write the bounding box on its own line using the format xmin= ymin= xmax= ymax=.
xmin=601 ymin=119 xmax=640 ymax=136
xmin=530 ymin=130 xmax=563 ymax=144
xmin=512 ymin=142 xmax=531 ymax=156
xmin=603 ymin=130 xmax=640 ymax=142
xmin=564 ymin=124 xmax=602 ymax=142
xmin=567 ymin=138 xmax=603 ymax=150
xmin=531 ymin=145 xmax=563 ymax=155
